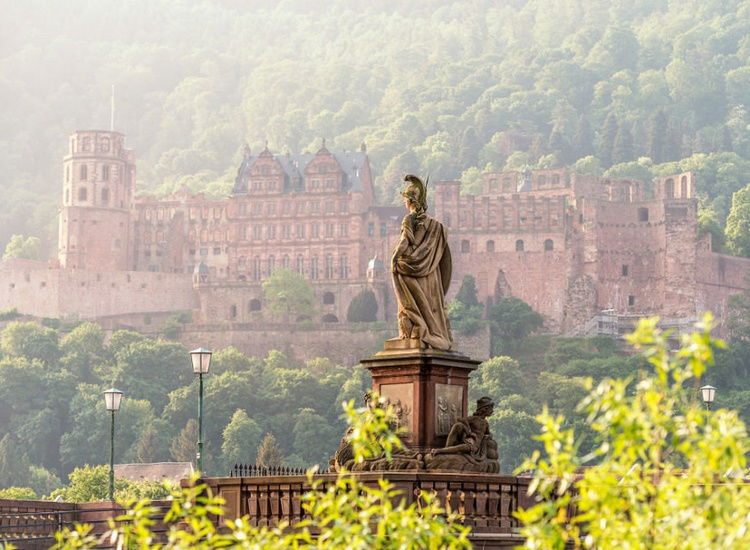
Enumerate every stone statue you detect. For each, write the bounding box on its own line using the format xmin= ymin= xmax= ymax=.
xmin=330 ymin=392 xmax=423 ymax=472
xmin=390 ymin=174 xmax=453 ymax=351
xmin=424 ymin=397 xmax=500 ymax=473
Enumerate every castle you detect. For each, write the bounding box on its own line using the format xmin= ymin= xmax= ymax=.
xmin=0 ymin=129 xmax=747 ymax=359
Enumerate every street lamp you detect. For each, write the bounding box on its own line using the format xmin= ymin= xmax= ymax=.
xmin=190 ymin=348 xmax=212 ymax=473
xmin=103 ymin=388 xmax=123 ymax=501
xmin=700 ymin=384 xmax=717 ymax=411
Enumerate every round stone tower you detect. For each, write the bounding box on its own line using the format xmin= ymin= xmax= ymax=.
xmin=58 ymin=130 xmax=135 ymax=270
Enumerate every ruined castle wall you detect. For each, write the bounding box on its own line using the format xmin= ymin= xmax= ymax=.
xmin=0 ymin=260 xmax=197 ymax=319
xmin=695 ymin=246 xmax=750 ymax=334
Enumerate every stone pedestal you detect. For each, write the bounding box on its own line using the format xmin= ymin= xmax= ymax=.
xmin=361 ymin=347 xmax=480 ymax=454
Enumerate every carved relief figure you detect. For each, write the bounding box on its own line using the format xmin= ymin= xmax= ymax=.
xmin=390 ymin=175 xmax=453 ymax=351
xmin=425 ymin=397 xmax=500 ymax=473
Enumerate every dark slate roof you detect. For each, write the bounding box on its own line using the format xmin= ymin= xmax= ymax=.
xmin=232 ymin=150 xmax=368 ymax=195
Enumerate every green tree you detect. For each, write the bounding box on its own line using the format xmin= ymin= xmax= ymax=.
xmin=48 ymin=464 xmax=169 ymax=503
xmin=455 ymin=275 xmax=480 ymax=308
xmin=134 ymin=423 xmax=169 ymax=464
xmin=725 ymin=183 xmax=750 ymax=257
xmin=0 ymin=487 xmax=37 ymax=500
xmin=170 ymin=419 xmax=198 ymax=464
xmin=0 ymin=321 xmax=59 ymax=365
xmin=262 ymin=267 xmax=316 ymax=322
xmin=291 ymin=408 xmax=338 ymax=466
xmin=59 ymin=322 xmax=107 ymax=383
xmin=646 ymin=110 xmax=668 ymax=163
xmin=346 ymin=288 xmax=378 ymax=323
xmin=598 ymin=112 xmax=619 ymax=167
xmin=2 ymin=234 xmax=41 ymax=260
xmin=612 ymin=122 xmax=634 ymax=164
xmin=488 ymin=297 xmax=543 ymax=353
xmin=518 ymin=314 xmax=750 ymax=548
xmin=255 ymin=433 xmax=284 ymax=469
xmin=221 ymin=409 xmax=262 ymax=471
xmin=0 ymin=433 xmax=31 ymax=489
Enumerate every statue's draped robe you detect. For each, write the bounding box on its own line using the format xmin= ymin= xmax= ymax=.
xmin=392 ymin=213 xmax=453 ymax=350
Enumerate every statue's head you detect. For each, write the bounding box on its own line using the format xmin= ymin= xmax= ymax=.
xmin=401 ymin=174 xmax=427 ymax=214
xmin=475 ymin=396 xmax=495 ymax=417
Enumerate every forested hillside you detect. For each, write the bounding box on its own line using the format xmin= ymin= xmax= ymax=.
xmin=2 ymin=0 xmax=750 ymax=256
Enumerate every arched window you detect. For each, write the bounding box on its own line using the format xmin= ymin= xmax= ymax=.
xmin=681 ymin=175 xmax=688 ymax=198
xmin=79 ymin=165 xmax=87 ymax=180
xmin=544 ymin=239 xmax=554 ymax=251
xmin=665 ymin=178 xmax=675 ymax=199
xmin=78 ymin=187 xmax=88 ymax=201
xmin=248 ymin=299 xmax=261 ymax=312
xmin=322 ymin=313 xmax=339 ymax=323
xmin=486 ymin=240 xmax=495 ymax=252
xmin=515 ymin=239 xmax=525 ymax=251
xmin=310 ymin=256 xmax=319 ymax=279
xmin=101 ymin=188 xmax=109 ymax=204
xmin=323 ymin=292 xmax=335 ymax=305
xmin=229 ymin=305 xmax=237 ymax=319
xmin=461 ymin=240 xmax=471 ymax=253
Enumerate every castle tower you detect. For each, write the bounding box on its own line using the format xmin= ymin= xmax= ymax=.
xmin=58 ymin=130 xmax=134 ymax=270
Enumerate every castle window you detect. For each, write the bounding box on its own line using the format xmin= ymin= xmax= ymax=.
xmin=79 ymin=165 xmax=87 ymax=180
xmin=214 ymin=207 xmax=222 ymax=219
xmin=240 ymin=226 xmax=247 ymax=240
xmin=323 ymin=291 xmax=335 ymax=305
xmin=552 ymin=174 xmax=560 ymax=186
xmin=311 ymin=201 xmax=319 ymax=212
xmin=340 ymin=254 xmax=348 ymax=279
xmin=282 ymin=201 xmax=291 ymax=214
xmin=101 ymin=137 xmax=110 ymax=152
xmin=623 ymin=184 xmax=632 ymax=203
xmin=489 ymin=178 xmax=498 ymax=191
xmin=311 ymin=224 xmax=319 ymax=238
xmin=340 ymin=224 xmax=348 ymax=237
xmin=503 ymin=177 xmax=513 ymax=191
xmin=665 ymin=179 xmax=675 ymax=199
xmin=325 ymin=179 xmax=334 ymax=189
xmin=252 ymin=258 xmax=261 ymax=280
xmin=380 ymin=223 xmax=387 ymax=237
xmin=310 ymin=256 xmax=319 ymax=279
xmin=325 ymin=201 xmax=334 ymax=213
xmin=341 ymin=200 xmax=349 ymax=212
xmin=261 ymin=165 xmax=270 ymax=176
xmin=102 ymin=165 xmax=110 ymax=181
xmin=229 ymin=305 xmax=237 ymax=319
xmin=537 ymin=175 xmax=547 ymax=187
xmin=296 ymin=201 xmax=304 ymax=213
xmin=282 ymin=225 xmax=291 ymax=239
xmin=214 ymin=230 xmax=222 ymax=241
xmin=267 ymin=255 xmax=275 ymax=275
xmin=296 ymin=255 xmax=304 ymax=275
xmin=638 ymin=208 xmax=649 ymax=222
xmin=189 ymin=249 xmax=196 ymax=256
xmin=253 ymin=226 xmax=262 ymax=240
xmin=486 ymin=240 xmax=495 ymax=252
xmin=628 ymin=295 xmax=635 ymax=306
xmin=238 ymin=256 xmax=246 ymax=268
xmin=325 ymin=223 xmax=334 ymax=237
xmin=157 ymin=208 xmax=164 ymax=221
xmin=78 ymin=187 xmax=88 ymax=201
xmin=267 ymin=203 xmax=276 ymax=215
xmin=101 ymin=188 xmax=109 ymax=204
xmin=368 ymin=223 xmax=375 ymax=236
xmin=249 ymin=299 xmax=261 ymax=312
xmin=251 ymin=203 xmax=261 ymax=215
xmin=515 ymin=239 xmax=525 ymax=251
xmin=681 ymin=176 xmax=688 ymax=198
xmin=461 ymin=240 xmax=471 ymax=253
xmin=325 ymin=255 xmax=334 ymax=278
xmin=202 ymin=207 xmax=209 ymax=219
xmin=267 ymin=226 xmax=276 ymax=240
xmin=189 ymin=207 xmax=198 ymax=220
xmin=322 ymin=313 xmax=339 ymax=323
xmin=282 ymin=255 xmax=290 ymax=269
xmin=544 ymin=239 xmax=554 ymax=251
xmin=296 ymin=224 xmax=305 ymax=238
xmin=156 ymin=231 xmax=164 ymax=242
xmin=213 ymin=247 xmax=220 ymax=255
xmin=622 ymin=264 xmax=629 ymax=276
xmin=200 ymin=248 xmax=208 ymax=256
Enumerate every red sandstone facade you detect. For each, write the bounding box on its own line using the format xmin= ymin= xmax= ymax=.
xmin=1 ymin=130 xmax=747 ymax=341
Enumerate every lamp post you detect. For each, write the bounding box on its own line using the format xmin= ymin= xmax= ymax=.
xmin=190 ymin=348 xmax=213 ymax=474
xmin=103 ymin=388 xmax=123 ymax=501
xmin=700 ymin=384 xmax=717 ymax=411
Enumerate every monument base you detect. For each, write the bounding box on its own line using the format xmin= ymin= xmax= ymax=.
xmin=361 ymin=347 xmax=480 ymax=454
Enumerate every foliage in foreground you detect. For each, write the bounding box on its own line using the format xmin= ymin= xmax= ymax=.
xmin=518 ymin=313 xmax=750 ymax=549
xmin=52 ymin=397 xmax=471 ymax=549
